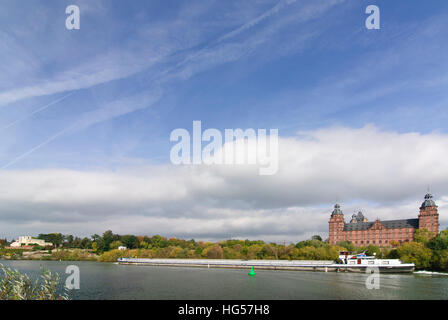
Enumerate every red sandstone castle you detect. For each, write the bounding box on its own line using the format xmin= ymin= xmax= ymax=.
xmin=328 ymin=193 xmax=439 ymax=246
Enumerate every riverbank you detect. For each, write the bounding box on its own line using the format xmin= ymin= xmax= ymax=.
xmin=0 ymin=248 xmax=98 ymax=261
xmin=2 ymin=229 xmax=448 ymax=273
xmin=0 ymin=247 xmax=442 ymax=272
xmin=3 ymin=228 xmax=448 ymax=272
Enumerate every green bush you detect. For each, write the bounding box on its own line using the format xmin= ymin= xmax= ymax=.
xmin=396 ymin=242 xmax=432 ymax=269
xmin=50 ymin=249 xmax=97 ymax=261
xmin=99 ymin=249 xmax=130 ymax=262
xmin=0 ymin=264 xmax=68 ymax=300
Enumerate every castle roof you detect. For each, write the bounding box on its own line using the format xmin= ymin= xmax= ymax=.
xmin=420 ymin=193 xmax=437 ymax=209
xmin=350 ymin=211 xmax=366 ymax=223
xmin=331 ymin=204 xmax=343 ymax=216
xmin=343 ymin=218 xmax=419 ymax=231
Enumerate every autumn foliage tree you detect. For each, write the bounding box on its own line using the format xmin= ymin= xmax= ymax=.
xmin=396 ymin=242 xmax=432 ymax=269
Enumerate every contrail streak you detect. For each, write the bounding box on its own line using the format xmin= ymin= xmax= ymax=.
xmin=1 ymin=92 xmax=74 ymax=131
xmin=0 ymin=0 xmax=302 ymax=170
xmin=148 ymin=0 xmax=298 ymax=83
xmin=1 ymin=124 xmax=75 ymax=169
xmin=215 ymin=0 xmax=297 ymax=44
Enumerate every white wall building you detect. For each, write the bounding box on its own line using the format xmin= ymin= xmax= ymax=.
xmin=10 ymin=236 xmax=53 ymax=247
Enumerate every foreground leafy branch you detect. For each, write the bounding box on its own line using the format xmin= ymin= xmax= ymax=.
xmin=0 ymin=264 xmax=68 ymax=300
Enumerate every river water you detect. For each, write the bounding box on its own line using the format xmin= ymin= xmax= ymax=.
xmin=1 ymin=260 xmax=448 ymax=299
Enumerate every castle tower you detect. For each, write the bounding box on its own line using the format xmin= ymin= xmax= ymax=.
xmin=418 ymin=193 xmax=439 ymax=236
xmin=329 ymin=204 xmax=345 ymax=245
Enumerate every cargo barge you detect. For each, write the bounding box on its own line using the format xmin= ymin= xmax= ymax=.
xmin=118 ymin=253 xmax=414 ymax=273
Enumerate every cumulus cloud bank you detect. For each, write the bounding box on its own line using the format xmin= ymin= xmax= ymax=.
xmin=1 ymin=125 xmax=447 ymax=241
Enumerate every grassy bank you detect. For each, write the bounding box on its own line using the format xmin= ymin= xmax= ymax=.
xmin=0 ymin=248 xmax=98 ymax=261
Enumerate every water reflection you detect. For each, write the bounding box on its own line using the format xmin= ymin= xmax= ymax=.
xmin=1 ymin=260 xmax=447 ymax=300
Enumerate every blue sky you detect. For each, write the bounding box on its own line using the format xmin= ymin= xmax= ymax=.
xmin=1 ymin=0 xmax=447 ymax=169
xmin=0 ymin=0 xmax=448 ymax=240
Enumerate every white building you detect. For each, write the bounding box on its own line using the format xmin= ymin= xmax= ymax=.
xmin=10 ymin=236 xmax=53 ymax=248
xmin=118 ymin=246 xmax=127 ymax=250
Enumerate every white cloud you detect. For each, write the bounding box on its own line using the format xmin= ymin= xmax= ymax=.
xmin=1 ymin=125 xmax=447 ymax=241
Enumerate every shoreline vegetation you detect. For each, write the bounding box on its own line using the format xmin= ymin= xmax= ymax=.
xmin=1 ymin=228 xmax=448 ymax=271
xmin=0 ymin=264 xmax=68 ymax=300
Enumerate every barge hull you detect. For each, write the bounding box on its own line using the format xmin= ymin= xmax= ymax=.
xmin=117 ymin=259 xmax=414 ymax=273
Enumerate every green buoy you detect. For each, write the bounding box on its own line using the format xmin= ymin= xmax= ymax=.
xmin=248 ymin=266 xmax=256 ymax=277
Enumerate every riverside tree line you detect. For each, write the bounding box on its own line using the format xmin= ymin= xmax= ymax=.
xmin=1 ymin=228 xmax=448 ymax=271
